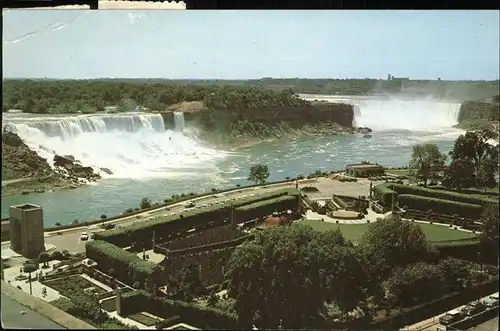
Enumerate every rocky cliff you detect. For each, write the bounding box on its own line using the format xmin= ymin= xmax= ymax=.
xmin=161 ymin=101 xmax=368 ymax=141
xmin=455 ymin=100 xmax=499 ymax=131
xmin=2 ymin=132 xmax=101 ymax=196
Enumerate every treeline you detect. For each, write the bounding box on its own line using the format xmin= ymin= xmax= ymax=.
xmin=2 ymin=79 xmax=306 ymax=114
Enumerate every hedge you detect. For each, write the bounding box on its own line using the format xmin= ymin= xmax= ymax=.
xmin=94 ymin=189 xmax=298 ymax=247
xmin=398 ymin=194 xmax=483 ymax=219
xmin=85 ymin=240 xmax=156 ymax=287
xmin=388 ymin=184 xmax=497 ymax=208
xmin=372 ymin=184 xmax=396 ymax=207
xmin=42 ymin=181 xmax=299 ymax=233
xmin=119 ymin=290 xmax=240 ymax=329
xmin=234 ymin=195 xmax=298 ymax=221
xmin=155 ymin=234 xmax=255 ymax=257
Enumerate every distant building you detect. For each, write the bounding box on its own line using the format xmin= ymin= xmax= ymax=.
xmin=9 ymin=204 xmax=45 ymax=258
xmin=387 ymin=74 xmax=392 ymax=81
xmin=345 ymin=163 xmax=385 ymax=178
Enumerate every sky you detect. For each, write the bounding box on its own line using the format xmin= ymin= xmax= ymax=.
xmin=3 ymin=10 xmax=500 ymax=80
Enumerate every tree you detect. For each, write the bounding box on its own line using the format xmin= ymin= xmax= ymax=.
xmin=225 ymin=224 xmax=368 ymax=329
xmin=359 ymin=214 xmax=438 ymax=280
xmin=38 ymin=251 xmax=50 ymax=268
xmin=408 ymin=144 xmax=447 ymax=187
xmin=445 ymin=129 xmax=499 ymax=189
xmin=145 ymin=265 xmax=164 ymax=296
xmin=383 ymin=262 xmax=447 ymax=307
xmin=177 ymin=264 xmax=206 ymax=302
xmin=437 ymin=257 xmax=473 ymax=291
xmin=480 ymin=204 xmax=499 ymax=262
xmin=476 ymin=157 xmax=497 ymax=192
xmin=442 ymin=158 xmax=476 ymax=190
xmin=247 ymin=164 xmax=270 ymax=185
xmin=140 ymin=197 xmax=152 ymax=209
xmin=23 ymin=263 xmax=37 ymax=295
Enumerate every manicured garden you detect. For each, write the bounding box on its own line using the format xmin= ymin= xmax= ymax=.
xmin=43 ymin=274 xmax=108 ymax=298
xmin=298 ymin=219 xmax=478 ymax=243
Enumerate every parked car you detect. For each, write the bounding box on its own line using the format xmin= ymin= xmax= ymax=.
xmin=100 ymin=223 xmax=115 ymax=230
xmin=462 ymin=301 xmax=486 ymax=316
xmin=185 ymin=202 xmax=196 ymax=208
xmin=80 ymin=232 xmax=89 ymax=241
xmin=483 ymin=294 xmax=499 ymax=308
xmin=439 ymin=310 xmax=463 ymax=325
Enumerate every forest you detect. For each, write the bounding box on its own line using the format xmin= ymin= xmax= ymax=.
xmin=3 ymin=78 xmax=499 ymax=114
xmin=2 ymin=79 xmax=305 ymax=114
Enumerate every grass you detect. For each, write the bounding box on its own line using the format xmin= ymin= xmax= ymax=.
xmin=127 ymin=313 xmax=161 ymax=326
xmin=298 ymin=219 xmax=478 ymax=243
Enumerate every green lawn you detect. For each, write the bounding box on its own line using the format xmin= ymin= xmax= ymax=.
xmin=298 ymin=219 xmax=478 ymax=243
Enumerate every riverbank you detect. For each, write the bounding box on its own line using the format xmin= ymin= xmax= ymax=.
xmin=1 ymin=132 xmax=102 ymax=197
xmin=197 ymin=123 xmax=372 ymax=149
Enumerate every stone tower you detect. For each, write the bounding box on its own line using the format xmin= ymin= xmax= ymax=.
xmin=9 ymin=204 xmax=45 ymax=258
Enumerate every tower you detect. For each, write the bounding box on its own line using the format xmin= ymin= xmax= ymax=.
xmin=9 ymin=204 xmax=45 ymax=258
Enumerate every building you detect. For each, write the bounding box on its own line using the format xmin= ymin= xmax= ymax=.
xmin=9 ymin=204 xmax=45 ymax=258
xmin=345 ymin=163 xmax=385 ymax=178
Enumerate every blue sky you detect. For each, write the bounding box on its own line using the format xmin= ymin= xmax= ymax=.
xmin=3 ymin=10 xmax=499 ymax=80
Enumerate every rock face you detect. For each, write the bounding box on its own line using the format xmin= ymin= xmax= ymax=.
xmin=52 ymin=155 xmax=101 ymax=182
xmin=1 ymin=131 xmax=101 ymax=196
xmin=161 ymin=102 xmax=362 ymax=133
xmin=455 ymin=100 xmax=499 ymax=132
xmin=2 ymin=132 xmax=53 ymax=180
xmin=458 ymin=101 xmax=499 ymax=122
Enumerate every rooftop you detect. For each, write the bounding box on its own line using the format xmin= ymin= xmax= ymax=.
xmin=346 ymin=163 xmax=384 ymax=169
xmin=11 ymin=204 xmax=41 ymax=211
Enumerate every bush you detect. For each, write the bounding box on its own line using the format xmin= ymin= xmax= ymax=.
xmin=398 ymin=194 xmax=483 ymax=219
xmin=95 ymin=189 xmax=298 ymax=247
xmin=389 ymin=183 xmax=497 ymax=208
xmin=373 ymin=184 xmax=396 ymax=206
xmin=155 ymin=316 xmax=181 ymax=329
xmin=85 ymin=241 xmax=156 ymax=286
xmin=140 ymin=197 xmax=152 ymax=210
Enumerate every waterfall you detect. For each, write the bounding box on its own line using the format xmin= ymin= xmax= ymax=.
xmin=173 ymin=112 xmax=185 ymax=132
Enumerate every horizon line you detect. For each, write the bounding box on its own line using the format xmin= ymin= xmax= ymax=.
xmin=3 ymin=77 xmax=500 ymax=82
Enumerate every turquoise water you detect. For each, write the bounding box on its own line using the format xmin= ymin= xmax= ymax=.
xmin=1 ymin=130 xmax=459 ymax=227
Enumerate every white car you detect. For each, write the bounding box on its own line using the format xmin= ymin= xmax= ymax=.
xmin=80 ymin=232 xmax=89 ymax=241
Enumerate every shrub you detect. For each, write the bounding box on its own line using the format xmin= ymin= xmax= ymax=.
xmin=389 ymin=183 xmax=497 ymax=208
xmin=96 ymin=189 xmax=298 ymax=247
xmin=140 ymin=197 xmax=152 ymax=210
xmin=373 ymin=184 xmax=395 ymax=206
xmin=398 ymin=194 xmax=483 ymax=219
xmin=101 ymin=214 xmax=107 ymax=220
xmin=85 ymin=241 xmax=156 ymax=286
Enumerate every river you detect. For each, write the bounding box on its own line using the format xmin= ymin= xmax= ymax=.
xmin=1 ymin=95 xmax=463 ymax=226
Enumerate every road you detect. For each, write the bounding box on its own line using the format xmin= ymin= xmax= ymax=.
xmin=403 ymin=292 xmax=499 ymax=331
xmin=34 ymin=178 xmax=373 ymax=253
xmin=37 ymin=180 xmax=314 ymax=253
xmin=1 ymin=294 xmax=65 ymax=329
xmin=466 ymin=316 xmax=498 ymax=331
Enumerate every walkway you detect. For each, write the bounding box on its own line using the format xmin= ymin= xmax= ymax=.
xmin=304 ymin=209 xmax=480 ymax=234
